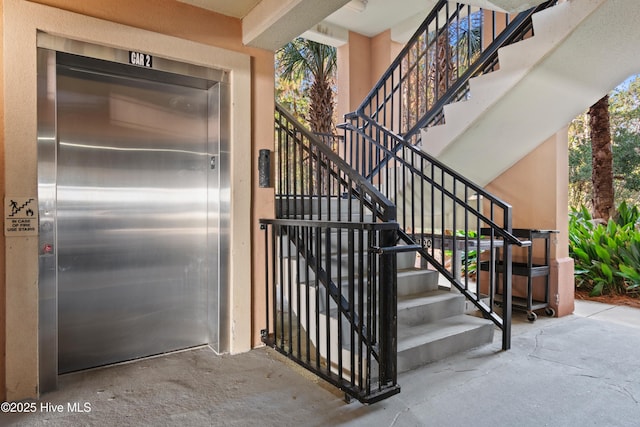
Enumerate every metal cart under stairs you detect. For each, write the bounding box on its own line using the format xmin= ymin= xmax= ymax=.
xmin=480 ymin=228 xmax=558 ymax=322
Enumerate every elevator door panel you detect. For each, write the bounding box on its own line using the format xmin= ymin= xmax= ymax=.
xmin=56 ymin=65 xmax=212 ymax=373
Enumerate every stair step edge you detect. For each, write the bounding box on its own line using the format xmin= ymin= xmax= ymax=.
xmin=397 ymin=289 xmax=464 ymax=309
xmin=397 ymin=315 xmax=494 ymax=351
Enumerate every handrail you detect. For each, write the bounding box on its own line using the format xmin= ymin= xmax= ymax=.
xmin=356 ymin=0 xmax=557 ymax=142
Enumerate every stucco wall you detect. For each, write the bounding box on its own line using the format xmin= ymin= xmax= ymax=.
xmin=485 ymin=129 xmax=575 ymax=317
xmin=336 ymin=30 xmax=402 ymax=120
xmin=2 ymin=0 xmax=274 ymax=401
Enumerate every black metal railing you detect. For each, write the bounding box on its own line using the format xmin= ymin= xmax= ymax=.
xmin=355 ymin=0 xmax=557 ymax=145
xmin=342 ymin=114 xmax=530 ymax=350
xmin=260 ymin=219 xmax=404 ymax=404
xmin=275 ymin=104 xmax=394 ymax=222
xmin=265 ymin=104 xmax=402 ymax=403
xmin=266 ymin=0 xmax=557 ymax=401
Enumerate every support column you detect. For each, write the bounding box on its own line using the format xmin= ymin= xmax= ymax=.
xmin=336 ymin=30 xmax=403 ymax=120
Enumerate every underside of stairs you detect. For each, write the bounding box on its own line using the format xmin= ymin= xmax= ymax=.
xmin=421 ymin=0 xmax=640 ymax=186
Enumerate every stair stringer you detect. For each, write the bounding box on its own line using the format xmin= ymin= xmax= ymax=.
xmin=421 ymin=0 xmax=640 ymax=186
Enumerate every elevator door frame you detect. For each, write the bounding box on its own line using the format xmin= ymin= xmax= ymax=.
xmin=36 ymin=34 xmax=231 ymax=392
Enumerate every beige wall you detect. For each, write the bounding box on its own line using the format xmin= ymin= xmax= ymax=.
xmin=337 ymin=32 xmax=370 ymax=119
xmin=2 ymin=0 xmax=274 ymax=401
xmin=485 ymin=128 xmax=575 ymax=317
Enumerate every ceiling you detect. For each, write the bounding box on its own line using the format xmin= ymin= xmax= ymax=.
xmin=177 ymin=0 xmax=436 ymax=49
xmin=177 ymin=0 xmax=261 ymax=18
xmin=323 ymin=0 xmax=436 ymax=38
xmin=176 ymin=0 xmax=548 ymax=50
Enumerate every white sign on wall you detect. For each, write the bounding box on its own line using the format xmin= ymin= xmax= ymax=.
xmin=4 ymin=197 xmax=38 ymax=236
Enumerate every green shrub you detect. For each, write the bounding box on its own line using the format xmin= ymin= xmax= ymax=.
xmin=569 ymin=203 xmax=640 ymax=296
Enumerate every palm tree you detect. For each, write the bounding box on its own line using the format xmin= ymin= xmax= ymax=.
xmin=589 ymin=94 xmax=614 ymax=220
xmin=277 ymin=38 xmax=337 ymax=135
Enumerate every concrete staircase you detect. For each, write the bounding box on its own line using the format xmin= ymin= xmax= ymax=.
xmin=278 ymin=197 xmax=494 ymax=373
xmin=396 ymin=263 xmax=494 ymax=373
xmin=421 ymin=0 xmax=640 ymax=186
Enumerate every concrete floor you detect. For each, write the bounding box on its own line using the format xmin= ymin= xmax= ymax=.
xmin=3 ymin=300 xmax=640 ymax=427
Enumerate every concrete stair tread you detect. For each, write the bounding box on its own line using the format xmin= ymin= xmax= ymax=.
xmin=397 ymin=314 xmax=493 ymax=352
xmin=302 ymin=266 xmax=432 ymax=286
xmin=397 ymin=269 xmax=439 ymax=297
xmin=397 ymin=289 xmax=463 ymax=310
xmin=398 ymin=289 xmax=466 ymax=326
xmin=323 ymin=269 xmax=439 ymax=315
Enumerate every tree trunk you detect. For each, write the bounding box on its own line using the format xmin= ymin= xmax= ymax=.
xmin=308 ymin=78 xmax=334 ymax=135
xmin=589 ymin=95 xmax=614 ymax=220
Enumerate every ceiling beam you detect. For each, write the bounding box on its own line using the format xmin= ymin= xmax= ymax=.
xmin=243 ymin=0 xmax=350 ymax=50
xmin=300 ymin=21 xmax=349 ymax=47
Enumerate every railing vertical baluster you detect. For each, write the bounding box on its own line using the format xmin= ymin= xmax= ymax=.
xmin=410 ymin=145 xmax=416 ymax=234
xmin=476 ymin=199 xmax=482 ymax=303
xmin=357 ymin=227 xmax=364 ymax=387
xmin=442 ymin=2 xmax=458 ymax=95
xmin=365 ymin=230 xmax=373 ymax=395
xmin=284 ymin=117 xmax=288 ymax=199
xmin=464 ymin=186 xmax=469 ymax=291
xmin=440 ymin=168 xmax=446 ymax=270
xmin=370 ymin=232 xmax=378 ymax=381
xmin=293 ymin=127 xmax=298 ymax=218
xmin=401 ymin=145 xmax=407 ymax=228
xmin=337 ymin=222 xmax=343 ymax=381
xmin=276 ymin=116 xmax=281 ymax=216
xmin=305 ymin=226 xmax=311 ymax=364
xmin=492 ymin=10 xmax=497 ymax=40
xmin=348 ymin=228 xmax=355 ymax=386
xmin=430 ymin=162 xmax=435 ymax=260
xmin=295 ymin=226 xmax=302 ymax=357
xmin=287 ymin=225 xmax=293 ymax=354
xmin=502 ymin=209 xmax=513 ymax=351
xmin=277 ymin=226 xmax=283 ymax=348
xmin=314 ymin=225 xmax=321 ymax=369
xmin=263 ymin=224 xmax=269 ymax=340
xmin=324 ymin=226 xmax=331 ymax=371
xmin=452 ymin=179 xmax=458 ymax=280
xmin=272 ymin=225 xmax=278 ymax=345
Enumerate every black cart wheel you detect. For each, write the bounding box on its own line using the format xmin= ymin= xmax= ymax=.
xmin=527 ymin=312 xmax=538 ymax=322
xmin=544 ymin=307 xmax=556 ymax=317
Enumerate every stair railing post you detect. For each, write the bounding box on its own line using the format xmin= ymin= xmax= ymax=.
xmin=378 ymin=227 xmax=398 ymax=387
xmin=502 ymin=209 xmax=513 ymax=351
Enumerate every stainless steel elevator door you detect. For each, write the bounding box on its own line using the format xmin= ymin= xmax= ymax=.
xmin=56 ymin=59 xmax=216 ymax=373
